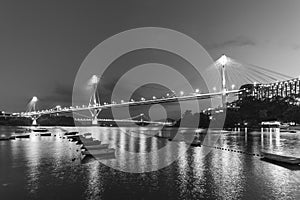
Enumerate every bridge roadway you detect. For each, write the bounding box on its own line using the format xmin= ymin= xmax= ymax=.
xmin=18 ymin=90 xmax=241 ymax=117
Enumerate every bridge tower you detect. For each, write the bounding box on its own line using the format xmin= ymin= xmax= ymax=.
xmin=219 ymin=54 xmax=228 ymax=108
xmin=27 ymin=96 xmax=39 ymax=126
xmin=88 ymin=75 xmax=101 ymax=125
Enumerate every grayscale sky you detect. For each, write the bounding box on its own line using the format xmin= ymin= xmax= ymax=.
xmin=1 ymin=0 xmax=300 ymax=112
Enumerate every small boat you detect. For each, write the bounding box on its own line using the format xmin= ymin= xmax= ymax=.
xmin=76 ymin=137 xmax=94 ymax=144
xmin=64 ymin=131 xmax=79 ymax=136
xmin=9 ymin=136 xmax=16 ymax=140
xmin=80 ymin=140 xmax=101 ymax=146
xmin=15 ymin=134 xmax=30 ymax=139
xmin=15 ymin=128 xmax=31 ymax=133
xmin=191 ymin=139 xmax=201 ymax=147
xmin=82 ymin=144 xmax=108 ymax=150
xmin=39 ymin=132 xmax=52 ymax=136
xmin=261 ymin=151 xmax=300 ymax=165
xmin=82 ymin=148 xmax=115 ymax=156
xmin=32 ymin=128 xmax=48 ymax=132
xmin=83 ymin=133 xmax=92 ymax=137
xmin=0 ymin=137 xmax=10 ymax=141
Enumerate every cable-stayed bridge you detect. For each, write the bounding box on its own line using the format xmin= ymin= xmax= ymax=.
xmin=6 ymin=55 xmax=292 ymax=126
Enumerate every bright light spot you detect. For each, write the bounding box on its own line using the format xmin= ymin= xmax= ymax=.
xmin=121 ymin=100 xmax=124 ymax=103
xmin=231 ymin=84 xmax=235 ymax=90
xmin=141 ymin=97 xmax=145 ymax=101
xmin=32 ymin=96 xmax=38 ymax=102
xmin=213 ymin=87 xmax=217 ymax=91
xmin=219 ymin=54 xmax=228 ymax=66
xmin=195 ymin=88 xmax=200 ymax=93
xmin=152 ymin=96 xmax=156 ymax=100
xmin=180 ymin=91 xmax=184 ymax=96
xmin=166 ymin=93 xmax=170 ymax=97
xmin=91 ymin=75 xmax=99 ymax=84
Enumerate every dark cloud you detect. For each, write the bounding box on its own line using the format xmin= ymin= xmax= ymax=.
xmin=39 ymin=84 xmax=73 ymax=107
xmin=206 ymin=36 xmax=256 ymax=50
xmin=292 ymin=44 xmax=300 ymax=50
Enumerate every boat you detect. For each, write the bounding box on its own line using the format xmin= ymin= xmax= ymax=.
xmin=65 ymin=135 xmax=80 ymax=141
xmin=39 ymin=132 xmax=52 ymax=136
xmin=82 ymin=144 xmax=109 ymax=150
xmin=32 ymin=128 xmax=48 ymax=132
xmin=0 ymin=137 xmax=10 ymax=141
xmin=83 ymin=133 xmax=92 ymax=137
xmin=80 ymin=140 xmax=101 ymax=146
xmin=261 ymin=151 xmax=300 ymax=165
xmin=82 ymin=148 xmax=115 ymax=156
xmin=64 ymin=131 xmax=79 ymax=136
xmin=76 ymin=137 xmax=95 ymax=144
xmin=15 ymin=128 xmax=31 ymax=133
xmin=15 ymin=134 xmax=30 ymax=139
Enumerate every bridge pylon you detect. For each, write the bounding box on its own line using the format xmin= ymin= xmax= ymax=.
xmin=88 ymin=75 xmax=101 ymax=125
xmin=219 ymin=54 xmax=228 ymax=108
xmin=27 ymin=96 xmax=39 ymax=126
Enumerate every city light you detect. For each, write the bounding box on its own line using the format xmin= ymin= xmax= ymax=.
xmin=152 ymin=96 xmax=156 ymax=100
xmin=195 ymin=88 xmax=200 ymax=93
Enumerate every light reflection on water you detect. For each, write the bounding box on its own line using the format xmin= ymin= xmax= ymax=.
xmin=0 ymin=126 xmax=299 ymax=200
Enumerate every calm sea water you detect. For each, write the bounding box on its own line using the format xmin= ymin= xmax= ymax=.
xmin=0 ymin=126 xmax=299 ymax=200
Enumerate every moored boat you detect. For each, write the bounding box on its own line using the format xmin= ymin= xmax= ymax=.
xmin=261 ymin=151 xmax=300 ymax=165
xmin=82 ymin=144 xmax=109 ymax=150
xmin=64 ymin=131 xmax=79 ymax=136
xmin=32 ymin=128 xmax=48 ymax=132
xmin=39 ymin=132 xmax=52 ymax=136
xmin=82 ymin=148 xmax=115 ymax=156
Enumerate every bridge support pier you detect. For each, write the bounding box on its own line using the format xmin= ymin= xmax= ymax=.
xmin=91 ymin=115 xmax=98 ymax=125
xmin=31 ymin=116 xmax=38 ymax=126
xmin=90 ymin=108 xmax=101 ymax=126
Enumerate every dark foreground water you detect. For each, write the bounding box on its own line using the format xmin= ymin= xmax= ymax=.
xmin=0 ymin=126 xmax=299 ymax=200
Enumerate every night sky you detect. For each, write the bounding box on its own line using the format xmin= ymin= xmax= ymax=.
xmin=1 ymin=0 xmax=300 ymax=112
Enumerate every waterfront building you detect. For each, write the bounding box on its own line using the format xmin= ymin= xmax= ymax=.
xmin=239 ymin=77 xmax=300 ymax=100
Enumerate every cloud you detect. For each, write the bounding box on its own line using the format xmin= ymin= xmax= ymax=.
xmin=292 ymin=44 xmax=300 ymax=50
xmin=40 ymin=83 xmax=73 ymax=106
xmin=206 ymin=36 xmax=256 ymax=50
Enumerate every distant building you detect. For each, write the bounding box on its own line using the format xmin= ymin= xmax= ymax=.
xmin=239 ymin=77 xmax=300 ymax=100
